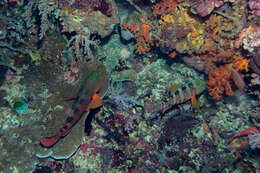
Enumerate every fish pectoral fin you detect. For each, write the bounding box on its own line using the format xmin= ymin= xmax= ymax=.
xmin=191 ymin=94 xmax=200 ymax=109
xmin=89 ymin=93 xmax=103 ymax=109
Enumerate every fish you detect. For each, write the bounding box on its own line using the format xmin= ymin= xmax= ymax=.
xmin=157 ymin=78 xmax=206 ymax=115
xmin=40 ymin=64 xmax=107 ymax=148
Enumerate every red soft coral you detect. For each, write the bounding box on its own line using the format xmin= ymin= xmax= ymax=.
xmin=207 ymin=64 xmax=234 ymax=100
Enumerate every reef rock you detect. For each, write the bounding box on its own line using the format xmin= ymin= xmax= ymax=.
xmin=59 ymin=0 xmax=119 ymax=38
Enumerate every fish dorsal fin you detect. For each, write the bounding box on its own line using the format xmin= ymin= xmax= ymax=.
xmin=89 ymin=93 xmax=102 ymax=109
xmin=191 ymin=93 xmax=200 ymax=109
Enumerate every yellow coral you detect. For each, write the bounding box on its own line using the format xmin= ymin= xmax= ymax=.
xmin=187 ymin=24 xmax=205 ymax=49
xmin=177 ymin=17 xmax=183 ymax=24
xmin=159 ymin=14 xmax=175 ymax=27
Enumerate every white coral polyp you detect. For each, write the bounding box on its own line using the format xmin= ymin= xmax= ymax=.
xmin=242 ymin=30 xmax=260 ymax=52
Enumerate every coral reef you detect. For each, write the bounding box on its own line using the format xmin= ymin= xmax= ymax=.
xmin=0 ymin=0 xmax=260 ymax=172
xmin=59 ymin=0 xmax=119 ymax=38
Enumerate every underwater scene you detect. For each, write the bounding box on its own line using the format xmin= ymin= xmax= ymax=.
xmin=0 ymin=0 xmax=260 ymax=172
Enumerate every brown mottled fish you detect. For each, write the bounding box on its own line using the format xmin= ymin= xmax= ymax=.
xmin=152 ymin=78 xmax=205 ymax=117
xmin=162 ymin=78 xmax=205 ymax=113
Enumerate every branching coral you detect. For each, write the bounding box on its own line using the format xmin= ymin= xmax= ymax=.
xmin=207 ymin=64 xmax=234 ymax=100
xmin=23 ymin=0 xmax=57 ymax=39
xmin=68 ymin=28 xmax=99 ymax=60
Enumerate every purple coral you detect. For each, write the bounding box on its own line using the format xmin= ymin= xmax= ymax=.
xmin=58 ymin=0 xmax=111 ymax=16
xmin=249 ymin=0 xmax=260 ymax=16
xmin=190 ymin=0 xmax=215 ymax=16
xmin=72 ymin=0 xmax=111 ymax=17
xmin=190 ymin=0 xmax=236 ymax=16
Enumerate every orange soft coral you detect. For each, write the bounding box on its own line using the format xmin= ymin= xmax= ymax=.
xmin=134 ymin=24 xmax=151 ymax=54
xmin=134 ymin=36 xmax=150 ymax=54
xmin=207 ymin=65 xmax=234 ymax=100
xmin=122 ymin=22 xmax=140 ymax=34
xmin=123 ymin=23 xmax=151 ymax=55
xmin=233 ymin=58 xmax=250 ymax=72
xmin=139 ymin=23 xmax=151 ymax=43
